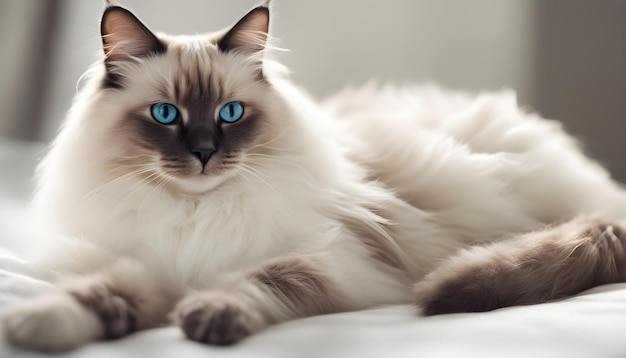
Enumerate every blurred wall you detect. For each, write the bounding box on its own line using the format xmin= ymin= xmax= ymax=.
xmin=0 ymin=0 xmax=58 ymax=140
xmin=1 ymin=1 xmax=626 ymax=181
xmin=533 ymin=0 xmax=626 ymax=180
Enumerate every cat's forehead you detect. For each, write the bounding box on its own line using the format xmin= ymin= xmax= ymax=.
xmin=149 ymin=34 xmax=261 ymax=105
xmin=164 ymin=37 xmax=219 ymax=103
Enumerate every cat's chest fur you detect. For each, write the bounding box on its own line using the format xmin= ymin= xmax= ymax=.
xmin=67 ymin=161 xmax=337 ymax=287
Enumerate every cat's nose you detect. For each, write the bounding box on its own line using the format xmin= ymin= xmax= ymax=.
xmin=192 ymin=147 xmax=216 ymax=166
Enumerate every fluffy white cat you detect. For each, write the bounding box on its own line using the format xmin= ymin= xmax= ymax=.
xmin=3 ymin=2 xmax=626 ymax=352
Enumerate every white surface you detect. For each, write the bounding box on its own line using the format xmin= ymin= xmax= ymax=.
xmin=1 ymin=139 xmax=626 ymax=357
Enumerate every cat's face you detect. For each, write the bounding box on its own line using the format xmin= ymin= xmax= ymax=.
xmin=96 ymin=6 xmax=280 ymax=194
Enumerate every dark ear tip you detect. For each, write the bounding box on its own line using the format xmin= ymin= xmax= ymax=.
xmin=103 ymin=5 xmax=126 ymax=15
xmin=242 ymin=5 xmax=270 ymax=23
xmin=102 ymin=6 xmax=134 ymax=21
xmin=250 ymin=4 xmax=270 ymax=17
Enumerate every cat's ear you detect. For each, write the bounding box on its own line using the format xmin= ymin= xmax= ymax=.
xmin=101 ymin=6 xmax=165 ymax=61
xmin=217 ymin=5 xmax=269 ymax=55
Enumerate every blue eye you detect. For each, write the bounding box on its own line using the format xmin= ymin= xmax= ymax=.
xmin=151 ymin=102 xmax=178 ymax=124
xmin=219 ymin=101 xmax=244 ymax=123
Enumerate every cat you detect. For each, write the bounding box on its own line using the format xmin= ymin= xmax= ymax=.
xmin=3 ymin=1 xmax=626 ymax=352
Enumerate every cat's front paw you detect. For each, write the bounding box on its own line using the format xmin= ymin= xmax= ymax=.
xmin=173 ymin=292 xmax=266 ymax=345
xmin=70 ymin=284 xmax=140 ymax=340
xmin=1 ymin=292 xmax=103 ymax=352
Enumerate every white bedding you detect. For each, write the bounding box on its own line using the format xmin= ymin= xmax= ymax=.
xmin=1 ymin=139 xmax=625 ymax=358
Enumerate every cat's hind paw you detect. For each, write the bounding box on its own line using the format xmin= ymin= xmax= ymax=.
xmin=413 ymin=217 xmax=626 ymax=315
xmin=1 ymin=292 xmax=103 ymax=352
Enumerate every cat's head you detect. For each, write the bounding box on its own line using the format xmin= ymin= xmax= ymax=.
xmin=87 ymin=3 xmax=291 ymax=195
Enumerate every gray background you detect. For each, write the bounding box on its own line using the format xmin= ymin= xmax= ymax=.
xmin=2 ymin=0 xmax=625 ymax=181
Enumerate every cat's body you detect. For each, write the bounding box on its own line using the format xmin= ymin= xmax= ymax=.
xmin=4 ymin=3 xmax=626 ymax=352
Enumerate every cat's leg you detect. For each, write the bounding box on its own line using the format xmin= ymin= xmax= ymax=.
xmin=413 ymin=216 xmax=626 ymax=315
xmin=2 ymin=258 xmax=175 ymax=352
xmin=172 ymin=254 xmax=350 ymax=345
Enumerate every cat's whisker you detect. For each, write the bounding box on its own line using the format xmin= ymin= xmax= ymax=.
xmin=108 ymin=169 xmax=162 ymax=209
xmin=86 ymin=164 xmax=155 ymax=187
xmin=233 ymin=168 xmax=257 ymax=188
xmin=247 ymin=123 xmax=303 ymax=152
xmin=82 ymin=166 xmax=156 ymax=202
xmin=110 ymin=153 xmax=160 ymax=161
xmin=245 ymin=153 xmax=319 ymax=185
xmin=106 ymin=155 xmax=161 ymax=169
xmin=137 ymin=173 xmax=172 ymax=219
xmin=245 ymin=152 xmax=302 ymax=163
xmin=259 ymin=143 xmax=308 ymax=153
xmin=96 ymin=163 xmax=158 ymax=181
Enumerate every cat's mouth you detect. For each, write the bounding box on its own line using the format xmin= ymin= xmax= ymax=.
xmin=157 ymin=154 xmax=240 ymax=194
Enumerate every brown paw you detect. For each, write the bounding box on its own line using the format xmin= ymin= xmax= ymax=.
xmin=173 ymin=292 xmax=265 ymax=345
xmin=413 ymin=264 xmax=501 ymax=316
xmin=70 ymin=284 xmax=139 ymax=339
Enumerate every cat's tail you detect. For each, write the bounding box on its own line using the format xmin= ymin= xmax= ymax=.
xmin=413 ymin=216 xmax=626 ymax=315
